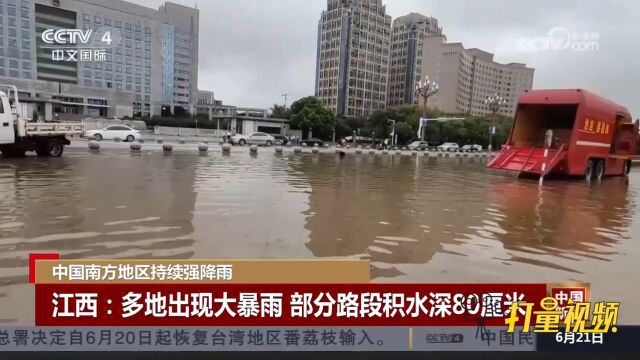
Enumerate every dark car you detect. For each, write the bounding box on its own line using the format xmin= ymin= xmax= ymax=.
xmin=273 ymin=135 xmax=288 ymax=145
xmin=300 ymin=138 xmax=324 ymax=147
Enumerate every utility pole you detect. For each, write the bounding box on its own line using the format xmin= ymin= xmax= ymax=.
xmin=282 ymin=93 xmax=288 ymax=108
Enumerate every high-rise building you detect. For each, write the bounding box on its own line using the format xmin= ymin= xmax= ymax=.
xmin=0 ymin=0 xmax=201 ymax=119
xmin=387 ymin=13 xmax=442 ymax=108
xmin=421 ymin=35 xmax=534 ymax=117
xmin=315 ymin=0 xmax=391 ymax=118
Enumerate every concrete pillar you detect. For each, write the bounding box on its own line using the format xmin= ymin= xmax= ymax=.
xmin=45 ymin=102 xmax=53 ymax=121
xmin=208 ymin=107 xmax=213 ymax=120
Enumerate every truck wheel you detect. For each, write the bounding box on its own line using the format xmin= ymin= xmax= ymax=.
xmin=48 ymin=140 xmax=64 ymax=157
xmin=1 ymin=147 xmax=26 ymax=157
xmin=595 ymin=160 xmax=605 ymax=181
xmin=585 ymin=159 xmax=595 ymax=181
xmin=624 ymin=160 xmax=632 ymax=175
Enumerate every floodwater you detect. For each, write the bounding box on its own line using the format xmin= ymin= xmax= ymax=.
xmin=0 ymin=147 xmax=638 ymax=323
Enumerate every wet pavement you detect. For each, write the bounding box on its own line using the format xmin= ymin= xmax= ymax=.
xmin=0 ymin=146 xmax=638 ymax=323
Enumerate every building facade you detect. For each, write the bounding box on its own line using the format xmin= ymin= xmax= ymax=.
xmin=315 ymin=0 xmax=391 ymax=118
xmin=0 ymin=0 xmax=201 ymax=119
xmin=387 ymin=12 xmax=442 ymax=108
xmin=421 ymin=35 xmax=534 ymax=117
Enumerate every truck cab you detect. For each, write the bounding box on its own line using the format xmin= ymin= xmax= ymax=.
xmin=0 ymin=90 xmax=16 ymax=145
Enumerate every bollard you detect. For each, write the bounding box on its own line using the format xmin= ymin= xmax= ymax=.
xmin=222 ymin=143 xmax=232 ymax=153
xmin=114 ymin=137 xmax=122 ymax=143
xmin=355 ymin=148 xmax=362 ymax=154
xmin=411 ymin=151 xmax=417 ymax=156
xmin=301 ymin=143 xmax=307 ymax=147
xmin=250 ymin=145 xmax=258 ymax=154
xmin=88 ymin=140 xmax=100 ymax=150
xmin=395 ymin=150 xmax=402 ymax=155
xmin=346 ymin=144 xmax=351 ymax=149
xmin=369 ymin=149 xmax=375 ymax=155
xmin=294 ymin=147 xmax=302 ymax=153
xmin=334 ymin=147 xmax=342 ymax=153
xmin=312 ymin=147 xmax=319 ymax=154
xmin=198 ymin=143 xmax=208 ymax=152
xmin=403 ymin=147 xmax=407 ymax=151
xmin=314 ymin=143 xmax=319 ymax=148
xmin=275 ymin=147 xmax=283 ymax=154
xmin=366 ymin=145 xmax=371 ymax=150
xmin=357 ymin=145 xmax=362 ymax=149
xmin=157 ymin=138 xmax=164 ymax=144
xmin=382 ymin=150 xmax=389 ymax=155
xmin=323 ymin=143 xmax=329 ymax=148
xmin=286 ymin=142 xmax=293 ymax=147
xmin=130 ymin=143 xmax=142 ymax=152
xmin=162 ymin=144 xmax=173 ymax=152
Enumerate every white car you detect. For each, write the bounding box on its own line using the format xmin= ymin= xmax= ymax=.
xmin=437 ymin=142 xmax=460 ymax=152
xmin=85 ymin=125 xmax=141 ymax=142
xmin=407 ymin=141 xmax=428 ymax=150
xmin=460 ymin=144 xmax=483 ymax=152
xmin=230 ymin=132 xmax=275 ymax=146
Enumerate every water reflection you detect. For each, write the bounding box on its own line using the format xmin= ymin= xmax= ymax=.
xmin=0 ymin=148 xmax=638 ymax=323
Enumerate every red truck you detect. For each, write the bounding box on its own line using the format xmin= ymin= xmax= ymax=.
xmin=488 ymin=89 xmax=639 ymax=180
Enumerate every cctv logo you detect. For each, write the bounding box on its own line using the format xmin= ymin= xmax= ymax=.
xmin=41 ymin=29 xmax=93 ymax=45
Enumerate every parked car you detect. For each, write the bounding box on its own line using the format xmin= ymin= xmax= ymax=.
xmin=300 ymin=138 xmax=324 ymax=147
xmin=273 ymin=135 xmax=288 ymax=145
xmin=230 ymin=132 xmax=275 ymax=146
xmin=407 ymin=141 xmax=429 ymax=150
xmin=460 ymin=144 xmax=483 ymax=152
xmin=84 ymin=125 xmax=141 ymax=142
xmin=437 ymin=142 xmax=460 ymax=152
xmin=344 ymin=136 xmax=372 ymax=144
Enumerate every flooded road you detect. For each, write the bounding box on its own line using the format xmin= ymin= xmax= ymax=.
xmin=0 ymin=147 xmax=638 ymax=323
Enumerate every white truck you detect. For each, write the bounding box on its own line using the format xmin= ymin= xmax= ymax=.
xmin=0 ymin=85 xmax=84 ymax=157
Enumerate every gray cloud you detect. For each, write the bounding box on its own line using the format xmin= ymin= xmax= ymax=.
xmin=133 ymin=0 xmax=640 ymax=117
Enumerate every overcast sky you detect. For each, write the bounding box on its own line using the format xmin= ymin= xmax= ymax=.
xmin=132 ymin=0 xmax=640 ymax=117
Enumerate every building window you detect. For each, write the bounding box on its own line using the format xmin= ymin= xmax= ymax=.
xmin=104 ymin=18 xmax=111 ymax=26
xmin=115 ymin=21 xmax=121 ymax=28
xmin=93 ymin=16 xmax=101 ymax=24
xmin=83 ymin=14 xmax=90 ymax=21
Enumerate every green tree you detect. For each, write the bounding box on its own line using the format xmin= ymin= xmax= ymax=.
xmin=270 ymin=104 xmax=290 ymax=119
xmin=289 ymin=96 xmax=337 ymax=139
xmin=394 ymin=122 xmax=414 ymax=145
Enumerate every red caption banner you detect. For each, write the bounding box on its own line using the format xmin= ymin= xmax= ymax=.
xmin=35 ymin=283 xmax=546 ymax=326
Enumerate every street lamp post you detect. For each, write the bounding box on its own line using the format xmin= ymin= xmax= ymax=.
xmin=484 ymin=93 xmax=507 ymax=151
xmin=415 ymin=76 xmax=439 ymax=141
xmin=388 ymin=119 xmax=396 ymax=147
